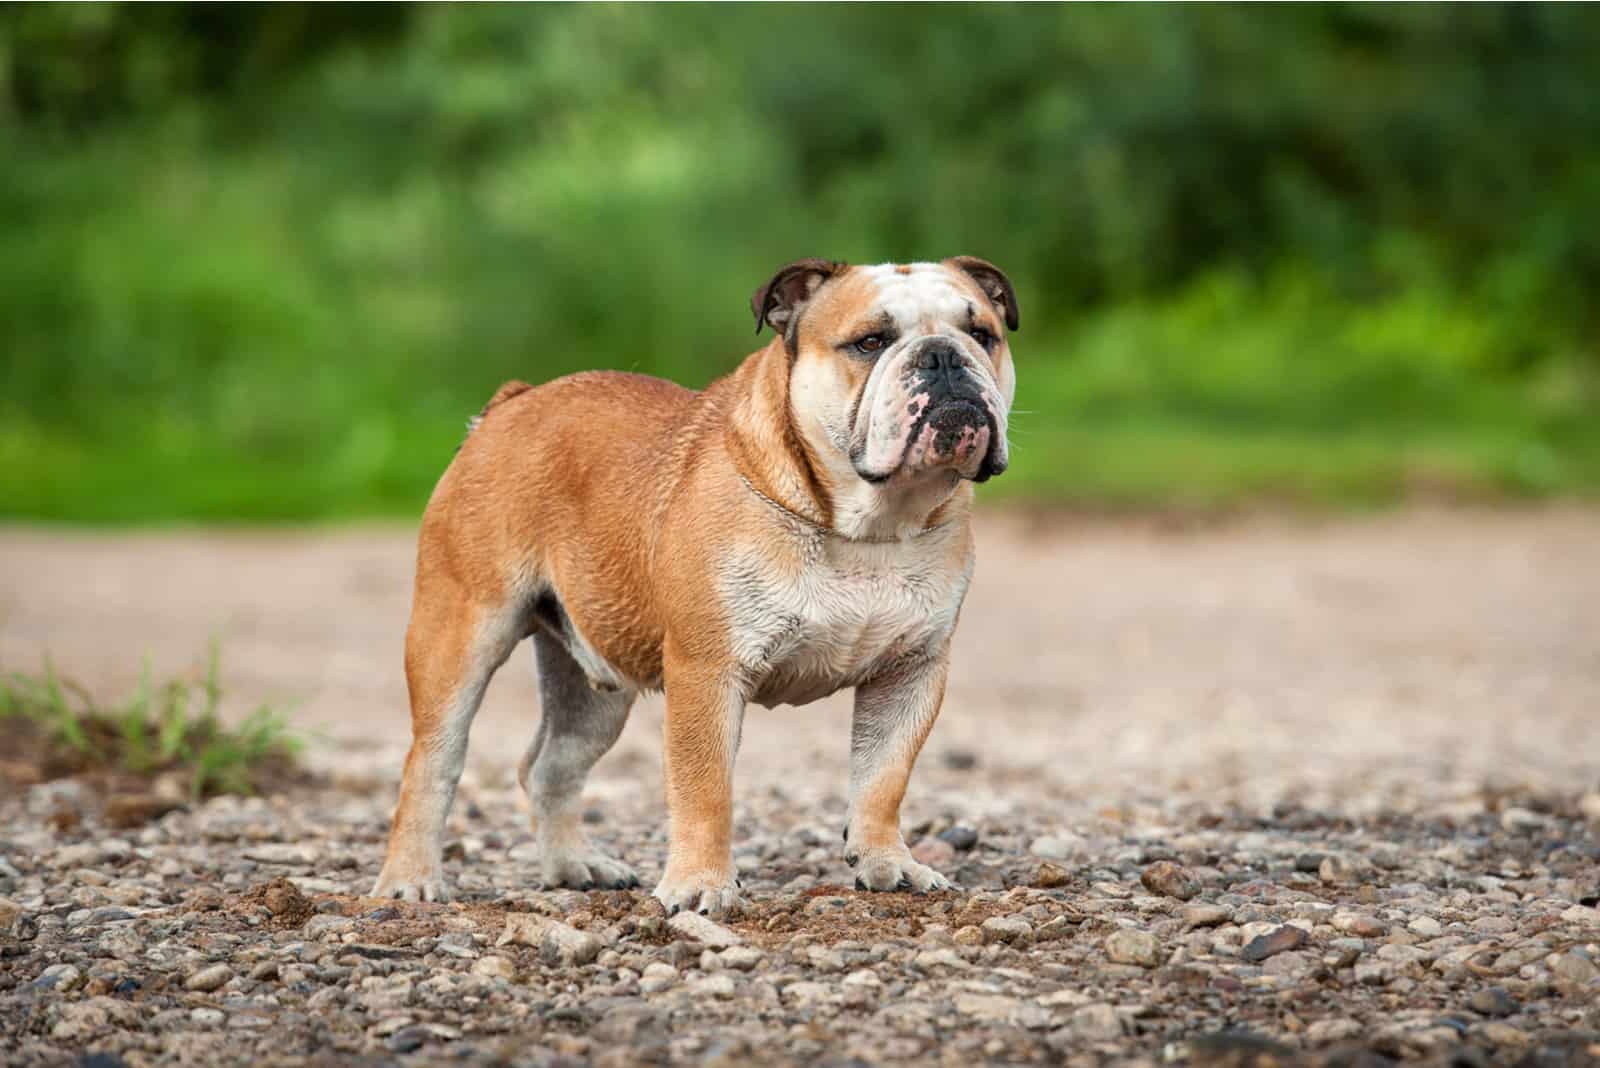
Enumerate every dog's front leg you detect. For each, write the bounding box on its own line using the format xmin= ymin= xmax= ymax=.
xmin=654 ymin=648 xmax=745 ymax=917
xmin=845 ymin=649 xmax=954 ymax=892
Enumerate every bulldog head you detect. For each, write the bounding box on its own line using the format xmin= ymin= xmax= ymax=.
xmin=753 ymin=258 xmax=1018 ymax=498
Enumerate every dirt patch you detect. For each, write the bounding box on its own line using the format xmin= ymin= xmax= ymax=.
xmin=0 ymin=714 xmax=317 ymax=828
xmin=719 ymin=884 xmax=1071 ymax=947
xmin=236 ymin=877 xmax=319 ymax=930
xmin=193 ymin=879 xmax=1076 ymax=954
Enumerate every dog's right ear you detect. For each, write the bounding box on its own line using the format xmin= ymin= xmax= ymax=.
xmin=752 ymin=259 xmax=843 ymax=336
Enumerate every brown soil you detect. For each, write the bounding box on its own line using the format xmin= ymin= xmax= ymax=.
xmin=205 ymin=880 xmax=1065 ymax=953
xmin=0 ymin=715 xmax=317 ymax=828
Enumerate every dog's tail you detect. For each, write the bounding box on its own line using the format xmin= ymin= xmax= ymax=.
xmin=461 ymin=380 xmax=535 ymax=447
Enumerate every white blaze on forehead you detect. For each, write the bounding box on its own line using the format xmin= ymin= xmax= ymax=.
xmin=859 ymin=263 xmax=974 ymax=329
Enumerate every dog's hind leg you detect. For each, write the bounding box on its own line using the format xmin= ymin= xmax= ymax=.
xmin=518 ymin=630 xmax=638 ymax=890
xmin=374 ymin=578 xmax=521 ymax=902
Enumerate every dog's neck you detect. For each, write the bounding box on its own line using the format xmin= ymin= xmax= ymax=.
xmin=724 ymin=341 xmax=965 ymax=543
xmin=724 ymin=340 xmax=833 ymax=530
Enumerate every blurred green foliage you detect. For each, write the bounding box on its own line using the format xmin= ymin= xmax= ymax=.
xmin=2 ymin=4 xmax=1598 ymax=520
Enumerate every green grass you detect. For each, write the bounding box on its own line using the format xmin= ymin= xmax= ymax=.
xmin=0 ymin=644 xmax=304 ymax=799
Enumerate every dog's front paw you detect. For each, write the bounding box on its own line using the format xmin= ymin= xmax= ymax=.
xmin=541 ymin=847 xmax=640 ymax=892
xmin=372 ymin=864 xmax=451 ymax=903
xmin=848 ymin=845 xmax=952 ymax=894
xmin=653 ymin=868 xmax=743 ymax=918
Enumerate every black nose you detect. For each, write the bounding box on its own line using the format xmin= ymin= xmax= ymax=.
xmin=913 ymin=339 xmax=961 ymax=373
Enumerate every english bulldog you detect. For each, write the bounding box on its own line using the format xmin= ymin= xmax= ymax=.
xmin=373 ymin=257 xmax=1018 ymax=916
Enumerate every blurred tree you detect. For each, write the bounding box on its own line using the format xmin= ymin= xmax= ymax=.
xmin=1 ymin=4 xmax=1597 ymax=519
xmin=0 ymin=4 xmax=407 ymax=123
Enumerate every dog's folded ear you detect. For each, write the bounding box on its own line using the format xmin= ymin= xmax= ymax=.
xmin=947 ymin=256 xmax=1020 ymax=332
xmin=752 ymin=259 xmax=843 ymax=337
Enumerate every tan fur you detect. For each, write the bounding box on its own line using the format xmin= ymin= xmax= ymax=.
xmin=374 ymin=259 xmax=1019 ymax=913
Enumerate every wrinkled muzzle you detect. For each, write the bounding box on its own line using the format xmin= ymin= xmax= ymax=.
xmin=852 ymin=337 xmax=1009 ymax=483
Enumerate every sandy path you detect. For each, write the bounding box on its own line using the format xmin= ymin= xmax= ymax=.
xmin=3 ymin=507 xmax=1598 ymax=819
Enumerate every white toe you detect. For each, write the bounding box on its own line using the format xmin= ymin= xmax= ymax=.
xmin=653 ymin=871 xmax=743 ymax=917
xmin=850 ymin=847 xmax=952 ymax=893
xmin=372 ymin=868 xmax=450 ymax=903
xmin=541 ymin=849 xmax=640 ymax=891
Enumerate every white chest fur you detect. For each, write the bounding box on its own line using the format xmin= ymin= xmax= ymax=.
xmin=721 ymin=524 xmax=973 ymax=708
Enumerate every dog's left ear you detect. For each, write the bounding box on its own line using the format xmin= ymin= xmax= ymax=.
xmin=947 ymin=256 xmax=1020 ymax=331
xmin=752 ymin=258 xmax=843 ymax=336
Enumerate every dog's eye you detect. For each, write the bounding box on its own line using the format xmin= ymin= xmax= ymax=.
xmin=853 ymin=335 xmax=887 ymax=355
xmin=969 ymin=327 xmax=996 ymax=350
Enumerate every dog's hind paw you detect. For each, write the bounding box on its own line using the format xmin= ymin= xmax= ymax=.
xmin=540 ymin=848 xmax=640 ymax=892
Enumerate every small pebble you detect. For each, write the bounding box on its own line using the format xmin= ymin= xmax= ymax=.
xmin=953 ymin=925 xmax=984 ymax=947
xmin=1104 ymin=928 xmax=1162 ymax=968
xmin=1140 ymin=861 xmax=1199 ymax=901
xmin=1468 ymin=987 xmax=1518 ymax=1017
xmin=1407 ymin=915 xmax=1443 ymax=938
xmin=719 ymin=946 xmax=765 ymax=971
xmin=688 ymin=974 xmax=737 ymax=999
xmin=184 ymin=964 xmax=233 ymax=993
xmin=1029 ymin=835 xmax=1083 ymax=860
xmin=1240 ymin=925 xmax=1308 ymax=963
xmin=910 ymin=836 xmax=956 ymax=868
xmin=1033 ymin=862 xmax=1071 ymax=889
xmin=938 ymin=826 xmax=979 ymax=851
xmin=981 ymin=915 xmax=1032 ymax=946
xmin=1319 ymin=854 xmax=1358 ymax=884
xmin=1182 ymin=904 xmax=1230 ymax=930
xmin=1550 ymin=950 xmax=1599 ymax=984
xmin=667 ymin=911 xmax=742 ymax=948
xmin=471 ymin=956 xmax=515 ymax=981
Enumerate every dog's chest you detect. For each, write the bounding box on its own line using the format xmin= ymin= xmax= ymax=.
xmin=723 ymin=533 xmax=971 ymax=707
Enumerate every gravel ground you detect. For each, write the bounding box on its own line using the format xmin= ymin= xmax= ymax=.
xmin=2 ymin=507 xmax=1599 ymax=1066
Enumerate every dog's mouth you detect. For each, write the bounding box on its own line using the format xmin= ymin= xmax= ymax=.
xmin=854 ymin=397 xmax=1003 ymax=484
